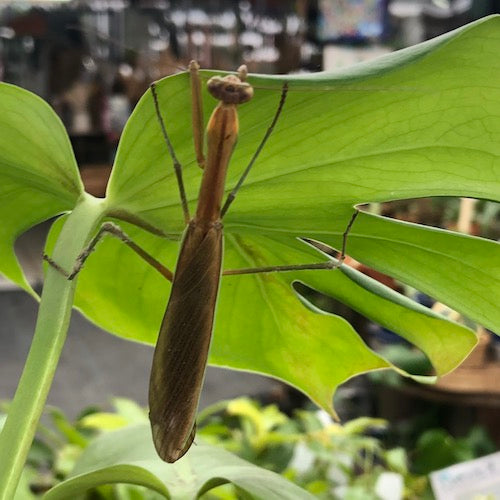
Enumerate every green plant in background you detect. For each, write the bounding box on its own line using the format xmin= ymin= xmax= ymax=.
xmin=198 ymin=398 xmax=429 ymax=499
xmin=0 ymin=16 xmax=499 ymax=498
xmin=5 ymin=396 xmax=493 ymax=499
xmin=2 ymin=398 xmax=315 ymax=499
xmin=412 ymin=427 xmax=496 ymax=476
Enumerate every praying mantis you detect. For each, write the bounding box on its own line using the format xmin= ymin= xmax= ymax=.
xmin=46 ymin=61 xmax=359 ymax=463
xmin=147 ymin=61 xmax=358 ymax=462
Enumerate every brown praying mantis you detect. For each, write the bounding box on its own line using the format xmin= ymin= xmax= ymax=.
xmin=45 ymin=61 xmax=359 ymax=463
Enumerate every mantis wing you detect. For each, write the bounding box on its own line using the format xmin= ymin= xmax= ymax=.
xmin=149 ymin=222 xmax=223 ymax=462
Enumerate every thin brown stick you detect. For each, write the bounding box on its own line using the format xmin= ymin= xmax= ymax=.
xmin=220 ymin=82 xmax=288 ymax=218
xmin=189 ymin=61 xmax=206 ymax=168
xmin=340 ymin=210 xmax=359 ymax=258
xmin=223 ymin=260 xmax=341 ymax=276
xmin=151 ymin=83 xmax=190 ymax=225
xmin=44 ymin=222 xmax=173 ymax=282
xmin=223 ymin=210 xmax=359 ymax=276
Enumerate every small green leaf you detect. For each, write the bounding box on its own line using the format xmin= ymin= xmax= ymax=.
xmin=79 ymin=413 xmax=129 ymax=431
xmin=413 ymin=429 xmax=473 ymax=474
xmin=43 ymin=424 xmax=315 ymax=500
xmin=342 ymin=418 xmax=387 ymax=436
xmin=112 ymin=398 xmax=148 ymax=424
xmin=385 ymin=448 xmax=408 ymax=475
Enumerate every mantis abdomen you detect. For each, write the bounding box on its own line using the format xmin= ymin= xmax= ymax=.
xmin=149 ymin=220 xmax=223 ymax=462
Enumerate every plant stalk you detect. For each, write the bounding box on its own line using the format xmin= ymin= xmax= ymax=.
xmin=0 ymin=195 xmax=105 ymax=499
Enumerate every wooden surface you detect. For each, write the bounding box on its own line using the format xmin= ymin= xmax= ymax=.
xmin=436 ymin=363 xmax=500 ymax=397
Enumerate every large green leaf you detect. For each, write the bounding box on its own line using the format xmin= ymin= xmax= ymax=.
xmin=0 ymin=83 xmax=83 ymax=294
xmin=60 ymin=16 xmax=499 ymax=395
xmin=43 ymin=424 xmax=315 ymax=499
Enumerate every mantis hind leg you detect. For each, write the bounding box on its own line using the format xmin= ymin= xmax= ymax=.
xmin=44 ymin=222 xmax=173 ymax=282
xmin=223 ymin=211 xmax=359 ymax=277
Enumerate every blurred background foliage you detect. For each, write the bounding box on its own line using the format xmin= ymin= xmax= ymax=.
xmin=2 ymin=395 xmax=495 ymax=499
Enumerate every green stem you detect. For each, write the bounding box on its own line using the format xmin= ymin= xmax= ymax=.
xmin=0 ymin=195 xmax=106 ymax=499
